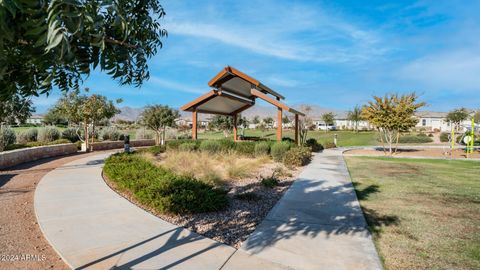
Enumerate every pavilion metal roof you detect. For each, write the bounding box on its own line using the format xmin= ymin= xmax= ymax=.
xmin=181 ymin=66 xmax=304 ymax=116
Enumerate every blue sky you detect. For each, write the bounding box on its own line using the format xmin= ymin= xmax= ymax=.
xmin=34 ymin=0 xmax=480 ymax=113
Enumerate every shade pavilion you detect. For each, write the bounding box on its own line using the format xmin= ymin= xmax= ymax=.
xmin=180 ymin=66 xmax=305 ymax=144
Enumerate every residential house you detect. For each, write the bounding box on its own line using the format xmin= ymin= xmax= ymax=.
xmin=25 ymin=114 xmax=44 ymax=125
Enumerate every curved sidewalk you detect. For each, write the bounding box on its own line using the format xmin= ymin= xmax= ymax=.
xmin=34 ymin=153 xmax=235 ymax=270
xmin=35 ymin=150 xmax=382 ymax=270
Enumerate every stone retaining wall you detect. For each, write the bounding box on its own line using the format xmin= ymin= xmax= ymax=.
xmin=0 ymin=143 xmax=78 ymax=169
xmin=90 ymin=139 xmax=155 ymax=151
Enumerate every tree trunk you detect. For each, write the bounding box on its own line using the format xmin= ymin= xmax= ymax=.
xmin=84 ymin=122 xmax=89 ymax=152
xmin=155 ymin=131 xmax=160 ymax=145
xmin=161 ymin=128 xmax=165 ymax=145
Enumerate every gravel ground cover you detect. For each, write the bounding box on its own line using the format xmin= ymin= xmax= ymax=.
xmin=103 ymin=155 xmax=302 ymax=249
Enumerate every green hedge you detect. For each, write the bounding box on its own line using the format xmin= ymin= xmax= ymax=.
xmin=254 ymin=141 xmax=271 ymax=156
xmin=398 ymin=135 xmax=433 ymax=143
xmin=104 ymin=153 xmax=228 ymax=214
xmin=270 ymin=141 xmax=291 ymax=162
xmin=235 ymin=141 xmax=256 ymax=156
xmin=284 ymin=146 xmax=312 ymax=167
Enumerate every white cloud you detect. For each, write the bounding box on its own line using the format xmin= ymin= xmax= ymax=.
xmin=148 ymin=76 xmax=205 ymax=94
xmin=399 ymin=49 xmax=480 ymax=91
xmin=165 ymin=1 xmax=385 ymax=64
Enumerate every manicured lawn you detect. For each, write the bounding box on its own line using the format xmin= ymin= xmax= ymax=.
xmin=199 ymin=129 xmax=379 ymax=147
xmin=345 ymin=157 xmax=480 ymax=270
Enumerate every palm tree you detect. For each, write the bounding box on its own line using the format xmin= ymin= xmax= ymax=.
xmin=347 ymin=105 xmax=363 ymax=132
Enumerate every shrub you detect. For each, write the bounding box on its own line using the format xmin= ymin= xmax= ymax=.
xmin=217 ymin=139 xmax=236 ymax=151
xmin=100 ymin=127 xmax=122 ymax=141
xmin=282 ymin=137 xmax=295 ymax=143
xmin=62 ymin=128 xmax=80 ymax=142
xmin=234 ymin=192 xmax=260 ymax=201
xmin=235 ymin=141 xmax=256 ymax=156
xmin=142 ymin=145 xmax=166 ymax=156
xmin=305 ymin=138 xmax=323 ymax=152
xmin=0 ymin=126 xmax=16 ymax=152
xmin=103 ymin=153 xmax=228 ymax=214
xmin=37 ymin=126 xmax=60 ymax=142
xmin=284 ymin=146 xmax=312 ymax=167
xmin=166 ymin=139 xmax=199 ymax=150
xmin=270 ymin=141 xmax=291 ymax=162
xmin=324 ymin=142 xmax=336 ymax=149
xmin=199 ymin=140 xmax=222 ymax=153
xmin=17 ymin=128 xmax=38 ymax=143
xmin=261 ymin=175 xmax=279 ymax=188
xmin=398 ymin=135 xmax=433 ymax=143
xmin=179 ymin=142 xmax=198 ymax=152
xmin=135 ymin=129 xmax=154 ymax=140
xmin=254 ymin=141 xmax=270 ymax=156
xmin=440 ymin=132 xmax=450 ymax=142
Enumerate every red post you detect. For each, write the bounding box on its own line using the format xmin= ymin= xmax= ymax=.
xmin=192 ymin=110 xmax=197 ymax=140
xmin=295 ymin=114 xmax=299 ymax=145
xmin=233 ymin=114 xmax=238 ymax=141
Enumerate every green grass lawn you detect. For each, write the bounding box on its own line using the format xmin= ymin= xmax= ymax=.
xmin=198 ymin=129 xmax=379 ymax=147
xmin=345 ymin=157 xmax=480 ymax=270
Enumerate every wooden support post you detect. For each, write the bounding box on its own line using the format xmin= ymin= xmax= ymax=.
xmin=192 ymin=110 xmax=198 ymax=140
xmin=295 ymin=114 xmax=299 ymax=145
xmin=233 ymin=114 xmax=238 ymax=141
xmin=277 ymin=107 xmax=282 ymax=141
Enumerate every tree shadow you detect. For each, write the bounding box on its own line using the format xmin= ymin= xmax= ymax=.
xmin=241 ymin=178 xmax=400 ymax=254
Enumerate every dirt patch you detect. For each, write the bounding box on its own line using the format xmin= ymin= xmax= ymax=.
xmin=103 ymin=157 xmax=302 ymax=249
xmin=0 ymin=152 xmax=101 ymax=270
xmin=345 ymin=148 xmax=480 ymax=159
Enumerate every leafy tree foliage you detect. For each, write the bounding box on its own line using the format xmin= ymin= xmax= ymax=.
xmin=347 ymin=105 xmax=364 ymax=132
xmin=362 ymin=93 xmax=425 ymax=155
xmin=446 ymin=108 xmax=469 ymax=131
xmin=252 ymin=115 xmax=260 ymax=125
xmin=43 ymin=106 xmax=68 ymax=125
xmin=320 ymin=112 xmax=335 ymax=132
xmin=263 ymin=117 xmax=274 ymax=128
xmin=55 ymin=89 xmax=120 ymax=150
xmin=0 ymin=94 xmax=35 ymax=124
xmin=0 ymin=0 xmax=167 ymax=100
xmin=141 ymin=105 xmax=178 ymax=145
xmin=474 ymin=110 xmax=480 ymax=124
xmin=209 ymin=115 xmax=233 ymax=137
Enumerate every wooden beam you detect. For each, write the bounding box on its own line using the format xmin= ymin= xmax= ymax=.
xmin=230 ymin=103 xmax=254 ymax=116
xmin=277 ymin=98 xmax=282 ymax=141
xmin=192 ymin=110 xmax=198 ymax=140
xmin=180 ymin=90 xmax=218 ymax=111
xmin=295 ymin=114 xmax=299 ymax=145
xmin=251 ymin=89 xmax=290 ymax=111
xmin=233 ymin=114 xmax=238 ymax=142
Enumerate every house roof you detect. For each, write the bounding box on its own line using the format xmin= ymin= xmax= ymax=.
xmin=181 ymin=66 xmax=304 ymax=116
xmin=414 ymin=111 xmax=448 ymax=118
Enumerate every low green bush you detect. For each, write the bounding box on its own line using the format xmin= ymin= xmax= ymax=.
xmin=217 ymin=139 xmax=236 ymax=151
xmin=254 ymin=141 xmax=270 ymax=156
xmin=270 ymin=141 xmax=291 ymax=162
xmin=38 ymin=126 xmax=61 ymax=142
xmin=100 ymin=127 xmax=122 ymax=141
xmin=199 ymin=140 xmax=222 ymax=153
xmin=17 ymin=128 xmax=38 ymax=143
xmin=103 ymin=153 xmax=228 ymax=214
xmin=5 ymin=139 xmax=71 ymax=151
xmin=261 ymin=175 xmax=279 ymax=188
xmin=305 ymin=138 xmax=323 ymax=152
xmin=166 ymin=139 xmax=199 ymax=150
xmin=0 ymin=126 xmax=16 ymax=152
xmin=283 ymin=146 xmax=312 ymax=167
xmin=398 ymin=135 xmax=433 ymax=143
xmin=179 ymin=142 xmax=198 ymax=151
xmin=235 ymin=141 xmax=256 ymax=156
xmin=62 ymin=128 xmax=80 ymax=142
xmin=143 ymin=145 xmax=166 ymax=156
xmin=324 ymin=142 xmax=336 ymax=149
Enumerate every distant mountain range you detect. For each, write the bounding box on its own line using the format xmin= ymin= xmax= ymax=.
xmin=112 ymin=104 xmax=348 ymax=122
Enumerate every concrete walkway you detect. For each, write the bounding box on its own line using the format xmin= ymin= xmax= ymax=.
xmin=34 ymin=153 xmax=235 ymax=270
xmin=35 ymin=150 xmax=382 ymax=270
xmin=223 ymin=149 xmax=382 ymax=269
